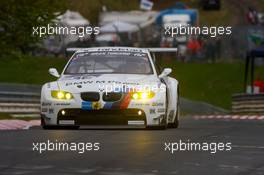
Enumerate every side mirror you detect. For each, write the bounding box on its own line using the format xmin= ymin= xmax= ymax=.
xmin=159 ymin=68 xmax=172 ymax=79
xmin=49 ymin=68 xmax=60 ymax=78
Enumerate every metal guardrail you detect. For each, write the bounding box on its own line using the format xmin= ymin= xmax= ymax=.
xmin=0 ymin=91 xmax=40 ymax=114
xmin=232 ymin=93 xmax=264 ymax=114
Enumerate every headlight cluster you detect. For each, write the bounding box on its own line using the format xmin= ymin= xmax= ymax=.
xmin=130 ymin=91 xmax=155 ymax=100
xmin=51 ymin=90 xmax=73 ymax=100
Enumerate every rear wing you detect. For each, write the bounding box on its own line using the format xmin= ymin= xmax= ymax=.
xmin=66 ymin=47 xmax=177 ymax=62
xmin=147 ymin=48 xmax=178 ymax=53
xmin=66 ymin=47 xmax=177 ymax=53
xmin=66 ymin=48 xmax=87 ymax=53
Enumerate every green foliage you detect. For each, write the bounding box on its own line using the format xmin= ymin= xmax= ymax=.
xmin=0 ymin=0 xmax=67 ymax=54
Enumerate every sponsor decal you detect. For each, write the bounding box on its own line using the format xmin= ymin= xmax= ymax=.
xmin=42 ymin=102 xmax=52 ymax=106
xmin=54 ymin=103 xmax=71 ymax=106
xmin=48 ymin=108 xmax=54 ymax=114
xmin=157 ymin=108 xmax=166 ymax=113
xmin=41 ymin=108 xmax=48 ymax=113
xmin=108 ymin=81 xmax=138 ymax=85
xmin=152 ymin=102 xmax=164 ymax=107
xmin=96 ymin=48 xmax=145 ymax=53
xmin=92 ymin=102 xmax=102 ymax=110
xmin=66 ymin=81 xmax=94 ymax=86
xmin=63 ymin=74 xmax=101 ymax=80
xmin=150 ymin=109 xmax=156 ymax=114
xmin=65 ymin=80 xmax=140 ymax=87
xmin=82 ymin=101 xmax=102 ymax=110
xmin=134 ymin=103 xmax=150 ymax=106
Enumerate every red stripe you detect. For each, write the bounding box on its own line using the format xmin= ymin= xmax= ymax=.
xmin=120 ymin=94 xmax=131 ymax=109
xmin=193 ymin=115 xmax=264 ymax=120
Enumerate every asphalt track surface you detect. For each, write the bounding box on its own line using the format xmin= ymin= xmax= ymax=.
xmin=0 ymin=117 xmax=263 ymax=175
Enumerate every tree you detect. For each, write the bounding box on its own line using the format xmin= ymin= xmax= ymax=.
xmin=0 ymin=0 xmax=67 ymax=55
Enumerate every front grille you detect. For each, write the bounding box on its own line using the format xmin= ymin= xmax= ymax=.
xmin=57 ymin=108 xmax=146 ymax=125
xmin=81 ymin=92 xmax=100 ymax=101
xmin=103 ymin=92 xmax=122 ymax=102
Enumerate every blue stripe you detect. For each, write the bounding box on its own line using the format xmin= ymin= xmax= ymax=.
xmin=103 ymin=102 xmax=113 ymax=109
xmin=81 ymin=101 xmax=92 ymax=110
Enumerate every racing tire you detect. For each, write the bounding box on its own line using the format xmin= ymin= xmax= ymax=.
xmin=168 ymin=110 xmax=179 ymax=128
xmin=41 ymin=117 xmax=55 ymax=130
xmin=160 ymin=114 xmax=168 ymax=129
xmin=147 ymin=123 xmax=167 ymax=130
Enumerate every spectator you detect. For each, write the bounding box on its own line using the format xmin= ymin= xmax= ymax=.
xmin=246 ymin=7 xmax=258 ymax=25
xmin=187 ymin=36 xmax=201 ymax=61
xmin=254 ymin=77 xmax=264 ymax=93
xmin=215 ymin=36 xmax=222 ymax=59
xmin=204 ymin=38 xmax=216 ymax=63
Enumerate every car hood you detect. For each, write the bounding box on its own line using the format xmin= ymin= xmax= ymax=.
xmin=57 ymin=74 xmax=161 ymax=93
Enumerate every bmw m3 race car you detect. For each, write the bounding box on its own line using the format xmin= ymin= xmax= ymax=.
xmin=41 ymin=47 xmax=179 ymax=129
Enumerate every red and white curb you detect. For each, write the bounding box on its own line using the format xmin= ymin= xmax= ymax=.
xmin=193 ymin=115 xmax=264 ymax=121
xmin=0 ymin=120 xmax=40 ymax=130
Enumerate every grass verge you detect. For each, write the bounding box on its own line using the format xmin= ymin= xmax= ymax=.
xmin=0 ymin=55 xmax=67 ymax=85
xmin=162 ymin=61 xmax=264 ymax=110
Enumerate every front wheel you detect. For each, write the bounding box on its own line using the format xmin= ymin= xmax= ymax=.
xmin=168 ymin=110 xmax=179 ymax=128
xmin=146 ymin=115 xmax=168 ymax=130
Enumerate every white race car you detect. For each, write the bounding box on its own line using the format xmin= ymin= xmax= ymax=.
xmin=41 ymin=47 xmax=179 ymax=129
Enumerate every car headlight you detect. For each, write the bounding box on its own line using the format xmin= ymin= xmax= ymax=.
xmin=51 ymin=90 xmax=74 ymax=100
xmin=130 ymin=91 xmax=155 ymax=100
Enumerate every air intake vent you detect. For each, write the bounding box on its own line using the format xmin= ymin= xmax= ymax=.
xmin=103 ymin=92 xmax=122 ymax=102
xmin=81 ymin=92 xmax=100 ymax=101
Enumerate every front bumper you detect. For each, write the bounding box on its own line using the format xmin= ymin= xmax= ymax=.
xmin=41 ymin=92 xmax=167 ymax=126
xmin=57 ymin=108 xmax=147 ymax=125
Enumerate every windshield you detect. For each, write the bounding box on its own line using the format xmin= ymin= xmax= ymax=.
xmin=64 ymin=51 xmax=153 ymax=74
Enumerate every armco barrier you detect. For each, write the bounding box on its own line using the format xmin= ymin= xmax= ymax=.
xmin=232 ymin=93 xmax=264 ymax=114
xmin=0 ymin=83 xmax=229 ymax=115
xmin=0 ymin=91 xmax=40 ymax=114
